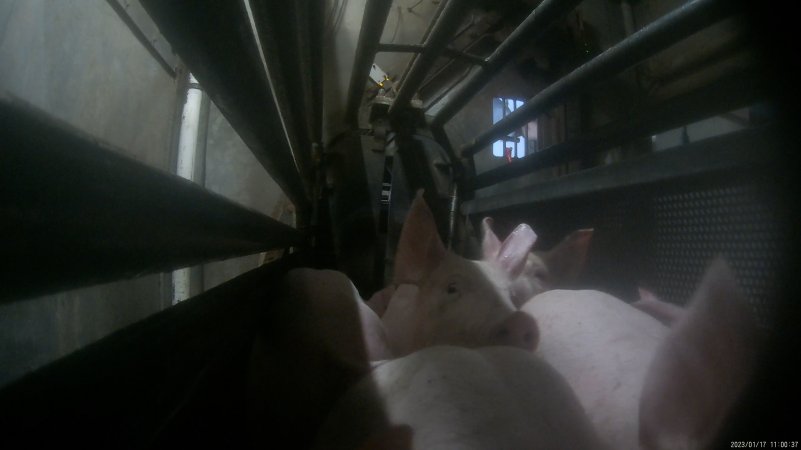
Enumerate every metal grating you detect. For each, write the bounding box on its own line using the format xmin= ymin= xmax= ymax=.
xmin=652 ymin=182 xmax=784 ymax=327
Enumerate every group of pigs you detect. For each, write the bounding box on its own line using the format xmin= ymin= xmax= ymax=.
xmin=254 ymin=191 xmax=761 ymax=449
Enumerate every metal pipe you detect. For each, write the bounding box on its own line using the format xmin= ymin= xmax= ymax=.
xmin=397 ymin=0 xmax=449 ymax=88
xmin=460 ymin=0 xmax=738 ymax=156
xmin=0 ymin=95 xmax=302 ymax=302
xmin=389 ymin=0 xmax=473 ymax=115
xmin=463 ymin=125 xmax=780 ymax=215
xmin=377 ymin=43 xmax=487 ymax=66
xmin=345 ymin=0 xmax=394 ymax=125
xmin=471 ymin=69 xmax=769 ymax=189
xmin=431 ymin=0 xmax=583 ymax=127
xmin=139 ymin=0 xmax=310 ymax=216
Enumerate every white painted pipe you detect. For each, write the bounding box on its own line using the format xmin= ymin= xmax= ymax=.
xmin=173 ymin=73 xmax=204 ymax=305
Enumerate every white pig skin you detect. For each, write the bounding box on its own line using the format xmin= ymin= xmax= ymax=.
xmin=520 ymin=258 xmax=760 ymax=450
xmin=380 ymin=191 xmax=538 ymax=356
xmin=314 ymin=346 xmax=607 ymax=450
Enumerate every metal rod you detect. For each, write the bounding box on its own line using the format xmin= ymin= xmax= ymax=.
xmin=389 ymin=0 xmax=473 ymax=115
xmin=397 ymin=0 xmax=449 ymax=88
xmin=431 ymin=0 xmax=583 ymax=127
xmin=0 ymin=95 xmax=303 ymax=302
xmin=463 ymin=124 xmax=780 ymax=215
xmin=247 ymin=0 xmax=314 ymax=197
xmin=345 ymin=0 xmax=394 ymax=125
xmin=377 ymin=43 xmax=487 ymax=66
xmin=472 ymin=70 xmax=770 ymax=189
xmin=309 ymin=0 xmax=325 ymax=145
xmin=139 ymin=0 xmax=310 ymax=216
xmin=460 ymin=0 xmax=738 ymax=156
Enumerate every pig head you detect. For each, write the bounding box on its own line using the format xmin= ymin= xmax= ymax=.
xmin=481 ymin=217 xmax=593 ymax=307
xmin=381 ymin=191 xmax=538 ymax=356
xmin=520 ymin=258 xmax=760 ymax=450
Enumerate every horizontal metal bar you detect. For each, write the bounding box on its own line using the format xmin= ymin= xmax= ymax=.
xmin=463 ymin=125 xmax=782 ymax=215
xmin=376 ymin=43 xmax=487 ymax=66
xmin=0 ymin=257 xmax=294 ymax=448
xmin=0 ymin=95 xmax=303 ymax=302
xmin=345 ymin=0 xmax=394 ymax=125
xmin=472 ymin=69 xmax=771 ymax=189
xmin=431 ymin=0 xmax=582 ymax=127
xmin=389 ymin=0 xmax=473 ymax=115
xmin=460 ymin=0 xmax=739 ymax=156
xmin=140 ymin=0 xmax=310 ymax=215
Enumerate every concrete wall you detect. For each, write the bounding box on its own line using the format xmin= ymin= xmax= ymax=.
xmin=0 ymin=0 xmax=178 ymax=386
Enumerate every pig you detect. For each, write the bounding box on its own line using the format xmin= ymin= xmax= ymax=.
xmin=379 ymin=190 xmax=539 ymax=356
xmin=481 ymin=217 xmax=593 ymax=307
xmin=631 ymin=287 xmax=686 ymax=327
xmin=313 ymin=345 xmax=607 ymax=450
xmin=247 ymin=269 xmax=392 ymax=448
xmin=519 ymin=258 xmax=760 ymax=450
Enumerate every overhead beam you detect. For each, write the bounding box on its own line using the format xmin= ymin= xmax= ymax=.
xmin=389 ymin=0 xmax=474 ymax=115
xmin=376 ymin=43 xmax=487 ymax=66
xmin=139 ymin=0 xmax=310 ymax=215
xmin=0 ymin=95 xmax=302 ymax=302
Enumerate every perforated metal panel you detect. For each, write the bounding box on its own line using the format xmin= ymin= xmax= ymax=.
xmin=652 ymin=182 xmax=784 ymax=327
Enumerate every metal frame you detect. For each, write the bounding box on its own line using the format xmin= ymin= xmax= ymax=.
xmin=1 ymin=95 xmax=301 ymax=302
xmin=345 ymin=0 xmax=394 ymax=125
xmin=140 ymin=0 xmax=310 ymax=216
xmin=459 ymin=0 xmax=737 ymax=156
xmin=389 ymin=0 xmax=473 ymax=115
xmin=376 ymin=43 xmax=487 ymax=66
xmin=431 ymin=0 xmax=583 ymax=127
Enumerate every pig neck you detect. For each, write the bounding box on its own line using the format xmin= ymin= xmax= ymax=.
xmin=381 ymin=283 xmax=423 ymax=356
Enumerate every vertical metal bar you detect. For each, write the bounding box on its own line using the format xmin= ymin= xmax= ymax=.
xmin=389 ymin=0 xmax=473 ymax=115
xmin=431 ymin=0 xmax=583 ymax=127
xmin=308 ymin=0 xmax=325 ymax=145
xmin=345 ymin=0 xmax=394 ymax=125
xmin=460 ymin=0 xmax=738 ymax=156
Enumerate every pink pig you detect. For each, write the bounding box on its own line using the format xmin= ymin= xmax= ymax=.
xmin=481 ymin=217 xmax=593 ymax=307
xmin=520 ymin=258 xmax=760 ymax=449
xmin=379 ymin=191 xmax=539 ymax=356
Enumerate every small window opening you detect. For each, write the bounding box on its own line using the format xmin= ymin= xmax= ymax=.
xmin=492 ymin=97 xmax=538 ymax=162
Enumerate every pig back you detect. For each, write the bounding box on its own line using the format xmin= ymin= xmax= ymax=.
xmin=314 ymin=346 xmax=606 ymax=450
xmin=521 ymin=289 xmax=669 ymax=450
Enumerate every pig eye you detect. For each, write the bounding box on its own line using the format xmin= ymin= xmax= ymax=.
xmin=446 ymin=282 xmax=460 ymax=296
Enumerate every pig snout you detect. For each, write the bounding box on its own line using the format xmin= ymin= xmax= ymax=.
xmin=492 ymin=311 xmax=539 ymax=351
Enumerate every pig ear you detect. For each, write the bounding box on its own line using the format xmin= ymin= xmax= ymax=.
xmin=393 ymin=190 xmax=446 ymax=284
xmin=639 ymin=257 xmax=760 ymax=450
xmin=496 ymin=223 xmax=537 ymax=279
xmin=481 ymin=217 xmax=502 ymax=260
xmin=543 ymin=228 xmax=593 ymax=286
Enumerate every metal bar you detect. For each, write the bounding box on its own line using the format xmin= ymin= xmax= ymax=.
xmin=139 ymin=0 xmax=310 ymax=215
xmin=389 ymin=0 xmax=473 ymax=115
xmin=247 ymin=0 xmax=314 ymax=197
xmin=463 ymin=125 xmax=781 ymax=215
xmin=397 ymin=0 xmax=449 ymax=88
xmin=345 ymin=0 xmax=394 ymax=125
xmin=472 ymin=70 xmax=770 ymax=189
xmin=460 ymin=0 xmax=739 ymax=156
xmin=431 ymin=0 xmax=583 ymax=127
xmin=309 ymin=0 xmax=325 ymax=145
xmin=0 ymin=257 xmax=295 ymax=448
xmin=106 ymin=0 xmax=178 ymax=76
xmin=377 ymin=43 xmax=487 ymax=66
xmin=0 ymin=95 xmax=302 ymax=302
